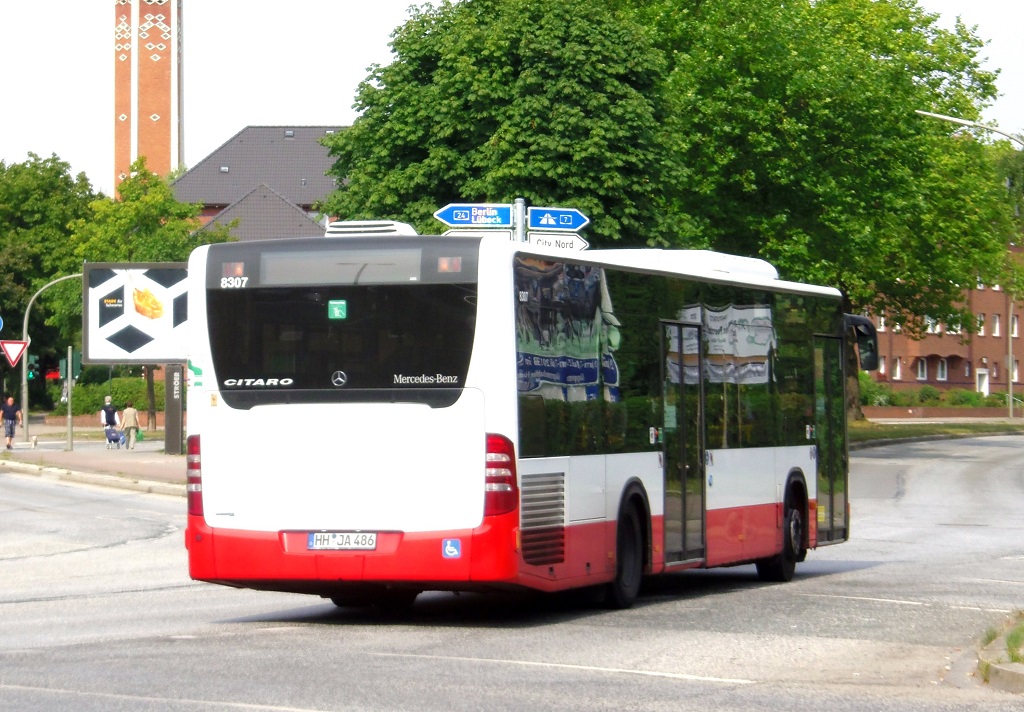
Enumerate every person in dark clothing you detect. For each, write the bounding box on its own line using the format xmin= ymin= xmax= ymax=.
xmin=2 ymin=395 xmax=22 ymax=450
xmin=100 ymin=395 xmax=120 ymax=428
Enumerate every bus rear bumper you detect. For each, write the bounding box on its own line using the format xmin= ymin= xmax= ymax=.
xmin=185 ymin=513 xmax=520 ymax=592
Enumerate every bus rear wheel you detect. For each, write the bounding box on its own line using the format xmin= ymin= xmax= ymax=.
xmin=755 ymin=500 xmax=802 ymax=583
xmin=605 ymin=504 xmax=643 ymax=609
xmin=330 ymin=585 xmax=419 ymax=611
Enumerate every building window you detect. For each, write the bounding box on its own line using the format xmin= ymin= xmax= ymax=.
xmin=978 ymin=314 xmax=986 ymax=336
xmin=977 ymin=278 xmax=986 ymax=290
xmin=878 ymin=315 xmax=886 ymax=332
xmin=1015 ymin=360 xmax=1020 ymax=383
xmin=993 ymin=314 xmax=1001 ymax=337
xmin=916 ymin=358 xmax=928 ymax=381
xmin=879 ymin=356 xmax=886 ymax=375
xmin=937 ymin=358 xmax=948 ymax=382
xmin=925 ymin=317 xmax=941 ymax=334
xmin=994 ymin=363 xmax=1000 ymax=379
xmin=1013 ymin=315 xmax=1019 ymax=338
xmin=893 ymin=358 xmax=902 ymax=380
xmin=965 ymin=361 xmax=971 ymax=378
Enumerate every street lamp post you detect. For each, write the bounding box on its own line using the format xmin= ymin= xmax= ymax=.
xmin=916 ymin=110 xmax=1024 ymax=418
xmin=21 ymin=273 xmax=82 ymax=442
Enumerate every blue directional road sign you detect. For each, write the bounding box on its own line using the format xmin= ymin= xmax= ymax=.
xmin=526 ymin=206 xmax=590 ymax=232
xmin=434 ymin=203 xmax=514 ymax=228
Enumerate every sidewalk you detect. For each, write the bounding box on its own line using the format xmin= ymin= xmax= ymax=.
xmin=0 ymin=423 xmax=185 ymax=497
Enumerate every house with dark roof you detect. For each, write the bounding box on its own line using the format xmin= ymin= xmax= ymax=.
xmin=172 ymin=126 xmax=343 ymax=241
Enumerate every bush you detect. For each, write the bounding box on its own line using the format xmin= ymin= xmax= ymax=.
xmin=859 ymin=372 xmax=892 ymax=406
xmin=947 ymin=389 xmax=984 ymax=407
xmin=888 ymin=389 xmax=919 ymax=407
xmin=48 ymin=377 xmax=164 ymax=416
xmin=918 ymin=385 xmax=942 ymax=406
xmin=985 ymin=392 xmax=1007 ymax=408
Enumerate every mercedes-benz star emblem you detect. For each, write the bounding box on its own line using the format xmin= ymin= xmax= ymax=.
xmin=331 ymin=371 xmax=348 ymax=387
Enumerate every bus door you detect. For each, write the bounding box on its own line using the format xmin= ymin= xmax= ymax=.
xmin=814 ymin=336 xmax=848 ymax=543
xmin=662 ymin=322 xmax=706 ymax=563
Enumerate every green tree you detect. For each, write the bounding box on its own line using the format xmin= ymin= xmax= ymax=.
xmin=637 ymin=0 xmax=1017 ymax=332
xmin=320 ymin=0 xmax=669 ymax=244
xmin=323 ymin=0 xmax=1020 ymax=336
xmin=52 ymin=158 xmax=233 ymax=421
xmin=0 ymin=153 xmax=97 ymax=393
xmin=70 ymin=157 xmax=231 ymax=263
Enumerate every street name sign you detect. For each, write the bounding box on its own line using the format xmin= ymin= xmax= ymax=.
xmin=434 ymin=203 xmax=514 ymax=228
xmin=526 ymin=206 xmax=590 ymax=232
xmin=527 ymin=232 xmax=590 ymax=251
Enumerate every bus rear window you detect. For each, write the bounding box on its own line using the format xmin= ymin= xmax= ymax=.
xmin=201 ymin=235 xmax=483 ymax=408
xmin=207 ymin=283 xmax=477 ymax=407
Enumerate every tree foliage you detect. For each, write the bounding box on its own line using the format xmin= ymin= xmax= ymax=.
xmin=22 ymin=157 xmax=228 ymax=345
xmin=320 ymin=0 xmax=668 ymax=242
xmin=641 ymin=0 xmax=1017 ymax=333
xmin=322 ymin=0 xmax=1022 ymax=335
xmin=0 ymin=153 xmax=97 ymax=388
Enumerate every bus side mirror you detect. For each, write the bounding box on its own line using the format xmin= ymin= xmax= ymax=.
xmin=844 ymin=315 xmax=879 ymax=371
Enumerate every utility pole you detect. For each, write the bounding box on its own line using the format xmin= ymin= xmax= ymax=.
xmin=21 ymin=273 xmax=82 ymax=442
xmin=916 ymin=110 xmax=1024 ymax=417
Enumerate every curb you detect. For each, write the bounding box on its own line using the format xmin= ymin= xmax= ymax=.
xmin=849 ymin=430 xmax=1024 ymax=451
xmin=978 ymin=630 xmax=1024 ymax=694
xmin=0 ymin=459 xmax=186 ymax=498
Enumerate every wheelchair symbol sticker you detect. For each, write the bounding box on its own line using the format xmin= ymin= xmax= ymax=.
xmin=442 ymin=539 xmax=462 ymax=559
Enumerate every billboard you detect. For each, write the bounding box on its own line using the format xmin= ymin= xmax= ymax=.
xmin=82 ymin=263 xmax=188 ymax=364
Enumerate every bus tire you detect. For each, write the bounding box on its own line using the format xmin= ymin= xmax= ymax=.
xmin=376 ymin=587 xmax=420 ymax=612
xmin=329 ymin=589 xmax=375 ymax=608
xmin=606 ymin=504 xmax=644 ymax=609
xmin=755 ymin=498 xmax=802 ymax=583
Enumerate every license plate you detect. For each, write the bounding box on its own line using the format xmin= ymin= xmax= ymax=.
xmin=307 ymin=531 xmax=377 ymax=551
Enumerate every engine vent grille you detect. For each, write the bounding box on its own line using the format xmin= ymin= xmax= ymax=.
xmin=520 ymin=471 xmax=565 ymax=565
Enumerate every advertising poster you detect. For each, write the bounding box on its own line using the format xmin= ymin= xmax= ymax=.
xmin=82 ymin=263 xmax=188 ymax=364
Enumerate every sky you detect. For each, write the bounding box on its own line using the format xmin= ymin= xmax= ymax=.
xmin=0 ymin=1 xmax=1020 ymax=197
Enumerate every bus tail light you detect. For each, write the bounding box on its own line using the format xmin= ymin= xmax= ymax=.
xmin=484 ymin=433 xmax=518 ymax=517
xmin=186 ymin=435 xmax=204 ymax=517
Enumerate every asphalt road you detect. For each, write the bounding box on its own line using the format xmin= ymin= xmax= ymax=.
xmin=1 ymin=437 xmax=1023 ymax=710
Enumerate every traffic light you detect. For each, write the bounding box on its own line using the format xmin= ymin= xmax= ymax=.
xmin=27 ymin=355 xmax=39 ymax=380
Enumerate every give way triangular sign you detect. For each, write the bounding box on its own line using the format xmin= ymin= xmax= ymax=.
xmin=0 ymin=340 xmax=28 ymax=368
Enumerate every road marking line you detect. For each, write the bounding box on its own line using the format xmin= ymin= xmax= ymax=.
xmin=798 ymin=593 xmax=924 ymax=606
xmin=950 ymin=605 xmax=1012 ymax=613
xmin=370 ymin=652 xmax=755 ymax=684
xmin=0 ymin=684 xmax=320 ymax=711
xmin=964 ymin=577 xmax=1024 ymax=586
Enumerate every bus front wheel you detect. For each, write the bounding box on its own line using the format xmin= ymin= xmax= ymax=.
xmin=755 ymin=499 xmax=802 ymax=583
xmin=605 ymin=504 xmax=644 ymax=609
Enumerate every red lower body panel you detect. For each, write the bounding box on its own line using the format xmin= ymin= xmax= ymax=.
xmin=186 ymin=511 xmax=521 ymax=593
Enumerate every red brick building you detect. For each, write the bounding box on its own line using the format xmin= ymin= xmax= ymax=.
xmin=873 ymin=279 xmax=1022 ymax=398
xmin=113 ymin=0 xmax=183 ymax=190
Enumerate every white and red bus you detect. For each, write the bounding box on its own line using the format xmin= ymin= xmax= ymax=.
xmin=184 ymin=229 xmax=877 ymax=609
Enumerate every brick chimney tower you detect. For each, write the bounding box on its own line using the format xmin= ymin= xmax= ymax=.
xmin=113 ymin=0 xmax=184 ymax=191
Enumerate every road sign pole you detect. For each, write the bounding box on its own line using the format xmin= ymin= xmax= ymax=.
xmin=514 ymin=198 xmax=526 ymax=242
xmin=65 ymin=345 xmax=73 ymax=451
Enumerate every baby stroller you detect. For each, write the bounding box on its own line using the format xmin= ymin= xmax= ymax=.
xmin=105 ymin=426 xmax=126 ymax=449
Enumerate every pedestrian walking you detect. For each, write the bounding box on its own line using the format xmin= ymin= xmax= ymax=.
xmin=120 ymin=401 xmax=141 ymax=450
xmin=100 ymin=396 xmax=120 ymax=428
xmin=1 ymin=395 xmax=21 ymax=450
